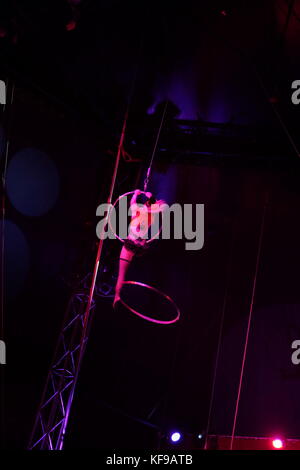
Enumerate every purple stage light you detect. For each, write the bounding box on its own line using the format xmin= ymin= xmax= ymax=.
xmin=170 ymin=432 xmax=181 ymax=443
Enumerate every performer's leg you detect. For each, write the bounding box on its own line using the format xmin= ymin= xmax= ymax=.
xmin=114 ymin=245 xmax=134 ymax=306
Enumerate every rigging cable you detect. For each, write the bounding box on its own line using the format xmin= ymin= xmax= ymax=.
xmin=203 ymin=215 xmax=237 ymax=449
xmin=143 ymin=100 xmax=169 ymax=192
xmin=230 ymin=190 xmax=269 ymax=450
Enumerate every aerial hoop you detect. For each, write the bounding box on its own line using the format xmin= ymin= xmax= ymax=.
xmin=118 ymin=281 xmax=180 ymax=325
xmin=108 ymin=190 xmax=162 ymax=244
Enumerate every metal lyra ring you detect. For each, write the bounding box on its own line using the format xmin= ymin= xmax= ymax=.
xmin=118 ymin=281 xmax=180 ymax=325
xmin=108 ymin=191 xmax=162 ymax=244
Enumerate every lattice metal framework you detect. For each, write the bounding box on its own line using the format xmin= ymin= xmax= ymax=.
xmin=28 ymin=287 xmax=96 ymax=450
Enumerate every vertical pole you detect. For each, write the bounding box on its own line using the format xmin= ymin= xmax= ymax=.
xmin=1 ymin=79 xmax=15 ymax=449
xmin=58 ymin=111 xmax=129 ymax=449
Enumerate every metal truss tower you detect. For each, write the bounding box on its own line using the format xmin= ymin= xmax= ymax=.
xmin=28 ymin=284 xmax=97 ymax=449
xmin=28 ymin=267 xmax=116 ymax=450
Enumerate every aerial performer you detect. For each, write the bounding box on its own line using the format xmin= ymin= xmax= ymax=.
xmin=113 ymin=189 xmax=165 ymax=307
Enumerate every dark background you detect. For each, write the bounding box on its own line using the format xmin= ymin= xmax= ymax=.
xmin=1 ymin=0 xmax=300 ymax=449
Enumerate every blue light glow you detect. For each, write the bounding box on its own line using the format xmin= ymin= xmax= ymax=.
xmin=7 ymin=147 xmax=59 ymax=216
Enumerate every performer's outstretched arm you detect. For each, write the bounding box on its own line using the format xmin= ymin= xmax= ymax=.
xmin=130 ymin=189 xmax=141 ymax=207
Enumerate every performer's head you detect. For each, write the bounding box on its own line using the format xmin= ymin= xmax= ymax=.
xmin=146 ymin=196 xmax=166 ymax=212
xmin=146 ymin=195 xmax=157 ymax=207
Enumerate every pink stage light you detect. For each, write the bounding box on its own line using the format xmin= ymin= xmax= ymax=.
xmin=66 ymin=20 xmax=77 ymax=31
xmin=272 ymin=438 xmax=284 ymax=449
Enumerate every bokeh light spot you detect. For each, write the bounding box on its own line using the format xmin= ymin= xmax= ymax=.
xmin=7 ymin=147 xmax=59 ymax=216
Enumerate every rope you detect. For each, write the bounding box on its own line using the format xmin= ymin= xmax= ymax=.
xmin=253 ymin=66 xmax=300 ymax=159
xmin=143 ymin=100 xmax=168 ymax=192
xmin=203 ymin=216 xmax=236 ymax=449
xmin=229 ymin=190 xmax=269 ymax=450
